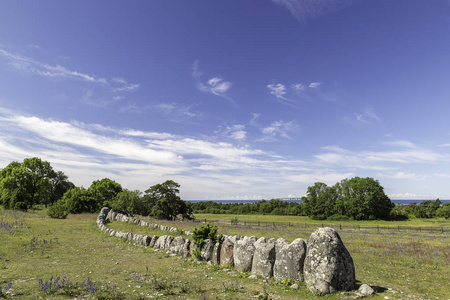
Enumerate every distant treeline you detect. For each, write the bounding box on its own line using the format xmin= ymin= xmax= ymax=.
xmin=193 ymin=177 xmax=450 ymax=221
xmin=1 ymin=157 xmax=449 ymax=221
xmin=191 ymin=198 xmax=302 ymax=216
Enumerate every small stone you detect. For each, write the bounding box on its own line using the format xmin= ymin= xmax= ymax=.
xmin=290 ymin=283 xmax=299 ymax=289
xmin=358 ymin=284 xmax=375 ymax=296
xmin=248 ymin=275 xmax=258 ymax=279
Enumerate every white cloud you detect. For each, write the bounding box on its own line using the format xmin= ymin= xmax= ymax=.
xmin=308 ymin=82 xmax=322 ymax=88
xmin=348 ymin=107 xmax=382 ymax=125
xmin=191 ymin=61 xmax=235 ymax=106
xmin=208 ymin=77 xmax=232 ymax=95
xmin=0 ymin=48 xmax=138 ymax=104
xmin=261 ymin=120 xmax=298 ymax=140
xmin=291 ymin=83 xmax=306 ymax=92
xmin=156 ymin=102 xmax=199 ymax=120
xmin=271 ymin=0 xmax=355 ymax=23
xmin=216 ymin=124 xmax=247 ymax=141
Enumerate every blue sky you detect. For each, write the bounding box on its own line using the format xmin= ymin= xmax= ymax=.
xmin=1 ymin=0 xmax=450 ymax=200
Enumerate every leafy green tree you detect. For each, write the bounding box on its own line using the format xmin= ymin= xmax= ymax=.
xmin=302 ymin=177 xmax=393 ymax=220
xmin=88 ymin=178 xmax=122 ymax=211
xmin=436 ymin=202 xmax=450 ymax=219
xmin=110 ymin=189 xmax=146 ymax=217
xmin=414 ymin=199 xmax=442 ymax=218
xmin=0 ymin=158 xmax=57 ymax=210
xmin=47 ymin=171 xmax=74 ymax=207
xmin=60 ymin=187 xmax=96 ymax=214
xmin=144 ymin=180 xmax=192 ymax=220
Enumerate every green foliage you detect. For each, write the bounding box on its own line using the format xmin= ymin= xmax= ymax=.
xmin=47 ymin=201 xmax=69 ymax=219
xmin=191 ymin=223 xmax=222 ymax=260
xmin=88 ymin=178 xmax=122 ymax=211
xmin=60 ymin=187 xmax=96 ymax=214
xmin=302 ymin=177 xmax=394 ymax=220
xmin=110 ymin=189 xmax=146 ymax=217
xmin=436 ymin=202 xmax=450 ymax=219
xmin=0 ymin=158 xmax=73 ymax=210
xmin=145 ymin=180 xmax=192 ymax=220
xmin=191 ymin=199 xmax=304 ymax=216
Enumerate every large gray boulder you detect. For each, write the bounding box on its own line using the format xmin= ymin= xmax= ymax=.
xmin=273 ymin=238 xmax=307 ymax=282
xmin=154 ymin=235 xmax=168 ymax=250
xmin=201 ymin=239 xmax=215 ymax=261
xmin=211 ymin=242 xmax=221 ymax=265
xmin=220 ymin=237 xmax=235 ymax=266
xmin=170 ymin=236 xmax=185 ymax=255
xmin=304 ymin=228 xmax=355 ymax=294
xmin=251 ymin=237 xmax=275 ymax=278
xmin=234 ymin=236 xmax=256 ymax=272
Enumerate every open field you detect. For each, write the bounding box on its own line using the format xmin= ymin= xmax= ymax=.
xmin=1 ymin=209 xmax=449 ymax=299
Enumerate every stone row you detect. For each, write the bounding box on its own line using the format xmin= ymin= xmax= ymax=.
xmin=96 ymin=207 xmax=357 ymax=295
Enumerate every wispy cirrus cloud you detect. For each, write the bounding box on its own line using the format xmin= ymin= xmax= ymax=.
xmin=347 ymin=107 xmax=382 ymax=125
xmin=215 ymin=124 xmax=247 ymax=141
xmin=191 ymin=60 xmax=236 ymax=106
xmin=268 ymin=81 xmax=325 ymax=105
xmin=271 ymin=0 xmax=356 ymax=23
xmin=156 ymin=102 xmax=201 ymax=121
xmin=0 ymin=48 xmax=139 ymax=104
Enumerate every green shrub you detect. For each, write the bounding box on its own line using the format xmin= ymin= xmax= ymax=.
xmin=191 ymin=223 xmax=224 ymax=260
xmin=47 ymin=202 xmax=69 ymax=219
xmin=13 ymin=201 xmax=28 ymax=211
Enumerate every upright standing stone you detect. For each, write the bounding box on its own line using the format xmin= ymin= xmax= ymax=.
xmin=251 ymin=237 xmax=275 ymax=278
xmin=183 ymin=238 xmax=191 ymax=257
xmin=304 ymin=228 xmax=355 ymax=294
xmin=201 ymin=239 xmax=215 ymax=261
xmin=220 ymin=237 xmax=235 ymax=266
xmin=273 ymin=238 xmax=307 ymax=282
xmin=234 ymin=236 xmax=256 ymax=272
xmin=211 ymin=242 xmax=221 ymax=265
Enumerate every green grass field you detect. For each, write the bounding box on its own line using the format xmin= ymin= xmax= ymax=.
xmin=1 ymin=208 xmax=449 ymax=299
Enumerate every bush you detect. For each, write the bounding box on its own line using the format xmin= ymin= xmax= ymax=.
xmin=191 ymin=223 xmax=224 ymax=260
xmin=13 ymin=201 xmax=28 ymax=211
xmin=47 ymin=202 xmax=69 ymax=219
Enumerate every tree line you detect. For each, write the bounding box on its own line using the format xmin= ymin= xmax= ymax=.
xmin=192 ymin=177 xmax=450 ymax=220
xmin=1 ymin=157 xmax=449 ymax=220
xmin=0 ymin=157 xmax=193 ymax=220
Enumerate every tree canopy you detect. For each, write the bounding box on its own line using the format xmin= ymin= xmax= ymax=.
xmin=302 ymin=177 xmax=394 ymax=220
xmin=144 ymin=180 xmax=193 ymax=220
xmin=0 ymin=157 xmax=73 ymax=210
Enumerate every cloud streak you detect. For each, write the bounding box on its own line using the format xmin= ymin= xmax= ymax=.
xmin=0 ymin=48 xmax=139 ymax=102
xmin=191 ymin=60 xmax=236 ymax=106
xmin=271 ymin=0 xmax=355 ymax=23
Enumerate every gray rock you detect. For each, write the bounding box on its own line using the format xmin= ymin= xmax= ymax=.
xmin=150 ymin=235 xmax=159 ymax=248
xmin=220 ymin=237 xmax=235 ymax=266
xmin=170 ymin=236 xmax=185 ymax=255
xmin=273 ymin=238 xmax=307 ymax=282
xmin=234 ymin=236 xmax=256 ymax=272
xmin=211 ymin=242 xmax=221 ymax=265
xmin=304 ymin=227 xmax=355 ymax=294
xmin=290 ymin=283 xmax=300 ymax=289
xmin=132 ymin=234 xmax=145 ymax=245
xmin=248 ymin=275 xmax=258 ymax=279
xmin=154 ymin=235 xmax=168 ymax=249
xmin=164 ymin=236 xmax=174 ymax=250
xmin=251 ymin=238 xmax=275 ymax=278
xmin=183 ymin=239 xmax=191 ymax=257
xmin=201 ymin=239 xmax=215 ymax=261
xmin=358 ymin=284 xmax=375 ymax=296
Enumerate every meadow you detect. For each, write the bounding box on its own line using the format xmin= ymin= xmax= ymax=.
xmin=1 ymin=208 xmax=449 ymax=299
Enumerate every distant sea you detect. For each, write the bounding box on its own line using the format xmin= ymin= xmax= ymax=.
xmin=187 ymin=199 xmax=450 ymax=205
